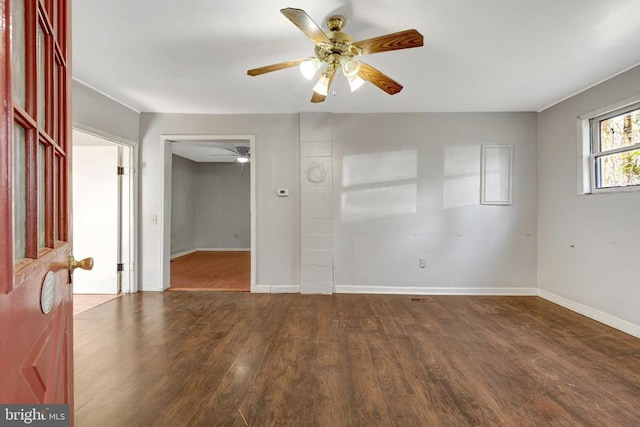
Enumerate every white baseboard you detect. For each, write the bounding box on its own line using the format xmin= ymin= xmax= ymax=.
xmin=271 ymin=285 xmax=301 ymax=294
xmin=334 ymin=285 xmax=538 ymax=296
xmin=250 ymin=284 xmax=300 ymax=294
xmin=538 ymin=289 xmax=640 ymax=339
xmin=171 ymin=248 xmax=250 ymax=259
xmin=198 ymin=247 xmax=250 ymax=252
xmin=139 ymin=283 xmax=164 ymax=292
xmin=251 ymin=285 xmax=271 ymax=294
xmin=170 ymin=249 xmax=197 ymax=259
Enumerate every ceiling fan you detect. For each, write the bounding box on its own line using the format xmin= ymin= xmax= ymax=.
xmin=209 ymin=146 xmax=250 ymax=163
xmin=247 ymin=8 xmax=424 ymax=103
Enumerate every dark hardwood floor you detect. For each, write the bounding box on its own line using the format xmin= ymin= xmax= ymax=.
xmin=74 ymin=293 xmax=640 ymax=426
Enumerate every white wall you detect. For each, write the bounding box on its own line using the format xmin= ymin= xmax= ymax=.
xmin=333 ymin=113 xmax=538 ymax=293
xmin=72 ymin=80 xmax=140 ymax=291
xmin=140 ymin=112 xmax=538 ymax=293
xmin=196 ymin=162 xmax=250 ymax=250
xmin=170 ymin=154 xmax=197 ymax=256
xmin=73 ymin=80 xmax=139 ymax=142
xmin=537 ymin=65 xmax=640 ymax=335
xmin=139 ymin=113 xmax=300 ymax=291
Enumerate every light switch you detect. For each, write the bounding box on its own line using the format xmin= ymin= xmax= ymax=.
xmin=277 ymin=189 xmax=289 ymax=197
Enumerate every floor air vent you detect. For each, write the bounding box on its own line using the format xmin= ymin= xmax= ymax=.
xmin=408 ymin=297 xmax=434 ymax=302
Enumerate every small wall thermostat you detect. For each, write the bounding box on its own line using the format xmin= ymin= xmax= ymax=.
xmin=277 ymin=188 xmax=289 ymax=197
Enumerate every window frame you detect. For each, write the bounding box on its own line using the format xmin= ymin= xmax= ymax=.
xmin=578 ymin=98 xmax=640 ymax=195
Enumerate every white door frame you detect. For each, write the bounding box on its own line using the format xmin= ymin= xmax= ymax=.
xmin=160 ymin=134 xmax=257 ymax=291
xmin=73 ymin=125 xmax=140 ymax=293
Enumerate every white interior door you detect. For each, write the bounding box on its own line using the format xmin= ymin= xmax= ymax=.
xmin=72 ymin=137 xmax=119 ymax=294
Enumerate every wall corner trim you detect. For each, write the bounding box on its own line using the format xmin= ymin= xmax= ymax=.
xmin=538 ymin=289 xmax=640 ymax=339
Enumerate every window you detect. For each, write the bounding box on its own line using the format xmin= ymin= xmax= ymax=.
xmin=589 ymin=103 xmax=640 ymax=191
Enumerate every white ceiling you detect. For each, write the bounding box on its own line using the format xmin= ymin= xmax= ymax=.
xmin=72 ymin=0 xmax=640 ymax=114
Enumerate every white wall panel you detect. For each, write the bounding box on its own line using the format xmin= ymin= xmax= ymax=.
xmin=196 ymin=163 xmax=250 ymax=249
xmin=170 ymin=154 xmax=197 ymax=255
xmin=332 ymin=113 xmax=538 ymax=291
xmin=299 ymin=113 xmax=334 ymax=294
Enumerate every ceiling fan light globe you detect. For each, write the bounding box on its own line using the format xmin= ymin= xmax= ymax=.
xmin=341 ymin=58 xmax=361 ymax=78
xmin=347 ymin=75 xmax=365 ymax=92
xmin=300 ymin=58 xmax=322 ymax=80
xmin=237 ymin=156 xmax=249 ymax=163
xmin=313 ymin=74 xmax=330 ymax=96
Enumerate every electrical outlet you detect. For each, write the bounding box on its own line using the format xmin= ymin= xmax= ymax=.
xmin=419 ymin=258 xmax=426 ymax=268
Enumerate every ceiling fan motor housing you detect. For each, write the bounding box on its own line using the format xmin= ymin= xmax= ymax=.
xmin=326 ymin=15 xmax=346 ymax=31
xmin=236 ymin=146 xmax=250 ymax=156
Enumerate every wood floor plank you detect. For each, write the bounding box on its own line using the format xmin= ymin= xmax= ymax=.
xmin=272 ymin=301 xmax=319 ymax=424
xmin=366 ymin=332 xmax=414 ymax=395
xmin=377 ymin=335 xmax=459 ymax=426
xmin=190 ymin=332 xmax=271 ymax=425
xmin=74 ymin=293 xmax=640 ymax=426
xmin=313 ymin=337 xmax=352 ymax=426
xmin=344 ymin=331 xmax=393 ymax=426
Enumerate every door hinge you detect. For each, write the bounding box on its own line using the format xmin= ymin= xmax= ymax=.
xmin=117 ymin=263 xmax=124 ymax=272
xmin=118 ymin=166 xmax=136 ymax=175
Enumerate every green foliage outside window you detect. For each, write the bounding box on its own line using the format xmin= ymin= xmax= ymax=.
xmin=597 ymin=108 xmax=640 ymax=188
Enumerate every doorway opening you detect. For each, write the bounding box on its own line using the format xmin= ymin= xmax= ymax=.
xmin=72 ymin=129 xmax=138 ymax=310
xmin=161 ymin=135 xmax=256 ymax=292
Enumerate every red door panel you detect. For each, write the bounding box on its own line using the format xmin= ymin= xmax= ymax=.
xmin=0 ymin=251 xmax=72 ymax=403
xmin=0 ymin=0 xmax=74 ymax=413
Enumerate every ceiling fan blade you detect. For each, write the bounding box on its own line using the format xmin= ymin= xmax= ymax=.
xmin=310 ymin=92 xmax=326 ymax=103
xmin=281 ymin=8 xmax=331 ymax=44
xmin=247 ymin=58 xmax=311 ymax=76
xmin=357 ymin=62 xmax=403 ymax=95
xmin=354 ymin=29 xmax=423 ymax=55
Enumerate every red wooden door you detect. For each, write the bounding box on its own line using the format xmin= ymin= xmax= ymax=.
xmin=0 ymin=0 xmax=79 ymax=410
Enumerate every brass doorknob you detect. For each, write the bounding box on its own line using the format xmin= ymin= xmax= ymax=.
xmin=69 ymin=255 xmax=94 ymax=274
